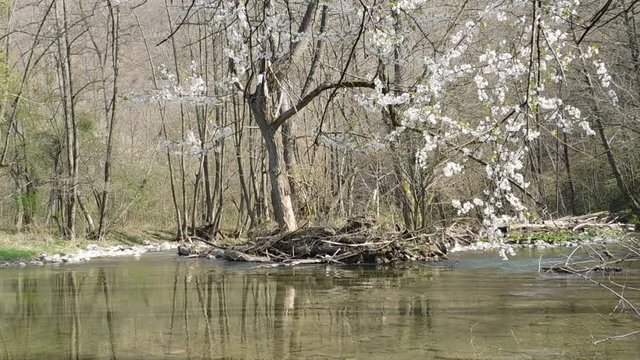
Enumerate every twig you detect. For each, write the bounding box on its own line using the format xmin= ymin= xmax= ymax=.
xmin=565 ymin=245 xmax=582 ymax=266
xmin=538 ymin=254 xmax=543 ymax=273
xmin=592 ymin=330 xmax=640 ymax=345
xmin=320 ymin=239 xmax=394 ymax=247
xmin=573 ymin=272 xmax=640 ymax=318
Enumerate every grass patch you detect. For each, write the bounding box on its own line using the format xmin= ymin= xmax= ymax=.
xmin=506 ymin=230 xmax=575 ymax=244
xmin=506 ymin=227 xmax=627 ymax=245
xmin=0 ymin=226 xmax=178 ymax=260
xmin=0 ymin=248 xmax=36 ymax=261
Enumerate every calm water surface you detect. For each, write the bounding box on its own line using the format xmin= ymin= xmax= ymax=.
xmin=0 ymin=248 xmax=638 ymax=359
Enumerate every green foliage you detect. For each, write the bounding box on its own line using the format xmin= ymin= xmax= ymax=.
xmin=77 ymin=111 xmax=96 ymax=133
xmin=0 ymin=0 xmax=10 ymax=13
xmin=506 ymin=230 xmax=575 ymax=244
xmin=581 ymin=226 xmax=627 ymax=239
xmin=506 ymin=227 xmax=627 ymax=245
xmin=17 ymin=191 xmax=36 ymax=210
xmin=0 ymin=248 xmax=36 ymax=261
xmin=0 ymin=49 xmax=10 ymax=99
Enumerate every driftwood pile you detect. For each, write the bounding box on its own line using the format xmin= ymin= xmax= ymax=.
xmin=180 ymin=217 xmax=448 ymax=265
xmin=178 ymin=211 xmax=638 ymax=266
xmin=509 ymin=211 xmax=637 ymax=234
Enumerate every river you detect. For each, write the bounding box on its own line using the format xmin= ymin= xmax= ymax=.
xmin=0 ymin=248 xmax=638 ymax=359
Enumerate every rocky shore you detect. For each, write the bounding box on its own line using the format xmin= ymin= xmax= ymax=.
xmin=0 ymin=241 xmax=176 ymax=267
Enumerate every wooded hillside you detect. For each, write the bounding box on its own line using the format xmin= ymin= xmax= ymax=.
xmin=0 ymin=0 xmax=638 ymax=240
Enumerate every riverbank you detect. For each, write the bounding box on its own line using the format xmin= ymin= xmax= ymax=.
xmin=1 ymin=242 xmax=176 ymax=267
xmin=0 ymin=229 xmax=177 ymax=267
xmin=0 ymin=218 xmax=634 ymax=267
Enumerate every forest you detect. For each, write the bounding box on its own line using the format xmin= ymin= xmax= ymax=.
xmin=0 ymin=0 xmax=639 ymax=243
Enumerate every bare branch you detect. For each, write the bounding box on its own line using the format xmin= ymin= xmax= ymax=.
xmin=273 ymin=81 xmax=374 ymax=130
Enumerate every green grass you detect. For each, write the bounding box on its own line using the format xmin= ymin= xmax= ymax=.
xmin=0 ymin=226 xmax=177 ymax=261
xmin=0 ymin=248 xmax=36 ymax=261
xmin=505 ymin=227 xmax=627 ymax=245
xmin=506 ymin=230 xmax=575 ymax=244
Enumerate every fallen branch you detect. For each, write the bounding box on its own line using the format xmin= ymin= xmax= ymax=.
xmin=592 ymin=330 xmax=640 ymax=345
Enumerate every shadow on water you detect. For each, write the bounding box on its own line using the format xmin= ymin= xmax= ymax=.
xmin=0 ymin=252 xmax=637 ymax=359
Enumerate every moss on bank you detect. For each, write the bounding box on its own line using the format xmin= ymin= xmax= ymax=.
xmin=0 ymin=248 xmax=36 ymax=261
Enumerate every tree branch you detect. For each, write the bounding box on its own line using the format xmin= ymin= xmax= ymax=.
xmin=576 ymin=0 xmax=613 ymax=44
xmin=272 ymin=81 xmax=374 ymax=130
xmin=156 ymin=0 xmax=197 ymax=47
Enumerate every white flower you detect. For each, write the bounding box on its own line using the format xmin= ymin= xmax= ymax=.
xmin=608 ymin=89 xmax=619 ymax=105
xmin=593 ymin=61 xmax=612 ymax=88
xmin=443 ymin=161 xmax=463 ymax=177
xmin=578 ymin=121 xmax=596 ymax=136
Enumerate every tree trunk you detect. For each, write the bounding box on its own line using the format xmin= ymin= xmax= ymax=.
xmin=282 ymin=120 xmax=297 ymax=207
xmin=233 ymin=98 xmax=255 ymax=229
xmin=56 ymin=0 xmax=78 ymax=239
xmin=562 ymin=133 xmax=578 ymax=215
xmin=97 ymin=2 xmax=120 ymax=240
xmin=248 ymin=80 xmax=297 ymax=232
xmin=262 ymin=126 xmax=297 ymax=232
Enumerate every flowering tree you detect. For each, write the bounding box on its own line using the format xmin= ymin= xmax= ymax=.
xmin=177 ymin=1 xmax=380 ymax=232
xmin=356 ymin=0 xmax=633 ymax=236
xmin=162 ymin=0 xmax=636 ymax=236
xmin=1 ymin=0 xmax=638 ymax=240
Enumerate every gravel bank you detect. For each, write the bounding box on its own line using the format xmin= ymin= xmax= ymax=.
xmin=0 ymin=242 xmax=176 ymax=267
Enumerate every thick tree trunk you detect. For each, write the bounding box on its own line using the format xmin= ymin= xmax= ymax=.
xmin=262 ymin=126 xmax=297 ymax=232
xmin=282 ymin=120 xmax=296 ymax=204
xmin=248 ymin=81 xmax=298 ymax=232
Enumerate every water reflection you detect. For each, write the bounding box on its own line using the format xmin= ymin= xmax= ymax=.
xmin=0 ymin=256 xmax=638 ymax=359
xmin=163 ymin=265 xmax=461 ymax=359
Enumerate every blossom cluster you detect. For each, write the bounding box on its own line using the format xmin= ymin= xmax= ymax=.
xmin=159 ymin=126 xmax=233 ymax=157
xmin=365 ymin=0 xmax=615 ymax=238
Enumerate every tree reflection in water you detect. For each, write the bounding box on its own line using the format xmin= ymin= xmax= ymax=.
xmin=1 ymin=257 xmax=632 ymax=359
xmin=158 ymin=263 xmax=436 ymax=360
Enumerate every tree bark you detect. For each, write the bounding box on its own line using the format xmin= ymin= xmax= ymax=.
xmin=250 ymin=91 xmax=298 ymax=232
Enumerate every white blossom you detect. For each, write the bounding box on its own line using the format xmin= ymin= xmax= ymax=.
xmin=443 ymin=161 xmax=463 ymax=177
xmin=594 ymin=61 xmax=612 ymax=88
xmin=578 ymin=121 xmax=596 ymax=136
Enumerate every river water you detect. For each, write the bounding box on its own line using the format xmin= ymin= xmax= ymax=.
xmin=0 ymin=248 xmax=638 ymax=359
